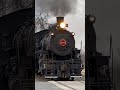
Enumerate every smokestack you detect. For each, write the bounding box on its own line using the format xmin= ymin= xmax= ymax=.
xmin=56 ymin=17 xmax=64 ymax=30
xmin=57 ymin=17 xmax=64 ymax=25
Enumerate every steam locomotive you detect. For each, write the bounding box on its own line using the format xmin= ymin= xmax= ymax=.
xmin=35 ymin=17 xmax=83 ymax=79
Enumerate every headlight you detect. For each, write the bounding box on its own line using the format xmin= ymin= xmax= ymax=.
xmin=51 ymin=33 xmax=54 ymax=36
xmin=60 ymin=22 xmax=66 ymax=29
xmin=72 ymin=32 xmax=75 ymax=36
xmin=89 ymin=16 xmax=96 ymax=22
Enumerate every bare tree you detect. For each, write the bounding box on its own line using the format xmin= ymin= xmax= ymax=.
xmin=35 ymin=11 xmax=50 ymax=32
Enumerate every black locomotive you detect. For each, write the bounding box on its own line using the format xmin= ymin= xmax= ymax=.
xmin=35 ymin=17 xmax=83 ymax=79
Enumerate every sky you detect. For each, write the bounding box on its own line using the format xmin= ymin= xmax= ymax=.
xmin=35 ymin=0 xmax=85 ymax=53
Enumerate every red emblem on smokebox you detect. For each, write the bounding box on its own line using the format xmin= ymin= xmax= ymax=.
xmin=59 ymin=39 xmax=67 ymax=46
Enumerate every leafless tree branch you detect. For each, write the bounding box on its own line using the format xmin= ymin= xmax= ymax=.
xmin=35 ymin=11 xmax=50 ymax=32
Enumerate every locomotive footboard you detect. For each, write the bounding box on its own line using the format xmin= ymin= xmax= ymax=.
xmin=39 ymin=59 xmax=82 ymax=79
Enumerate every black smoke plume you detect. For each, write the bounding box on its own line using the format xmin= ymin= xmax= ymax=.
xmin=36 ymin=0 xmax=78 ymax=16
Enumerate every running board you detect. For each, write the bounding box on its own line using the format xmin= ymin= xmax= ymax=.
xmin=45 ymin=76 xmax=82 ymax=78
xmin=45 ymin=76 xmax=58 ymax=78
